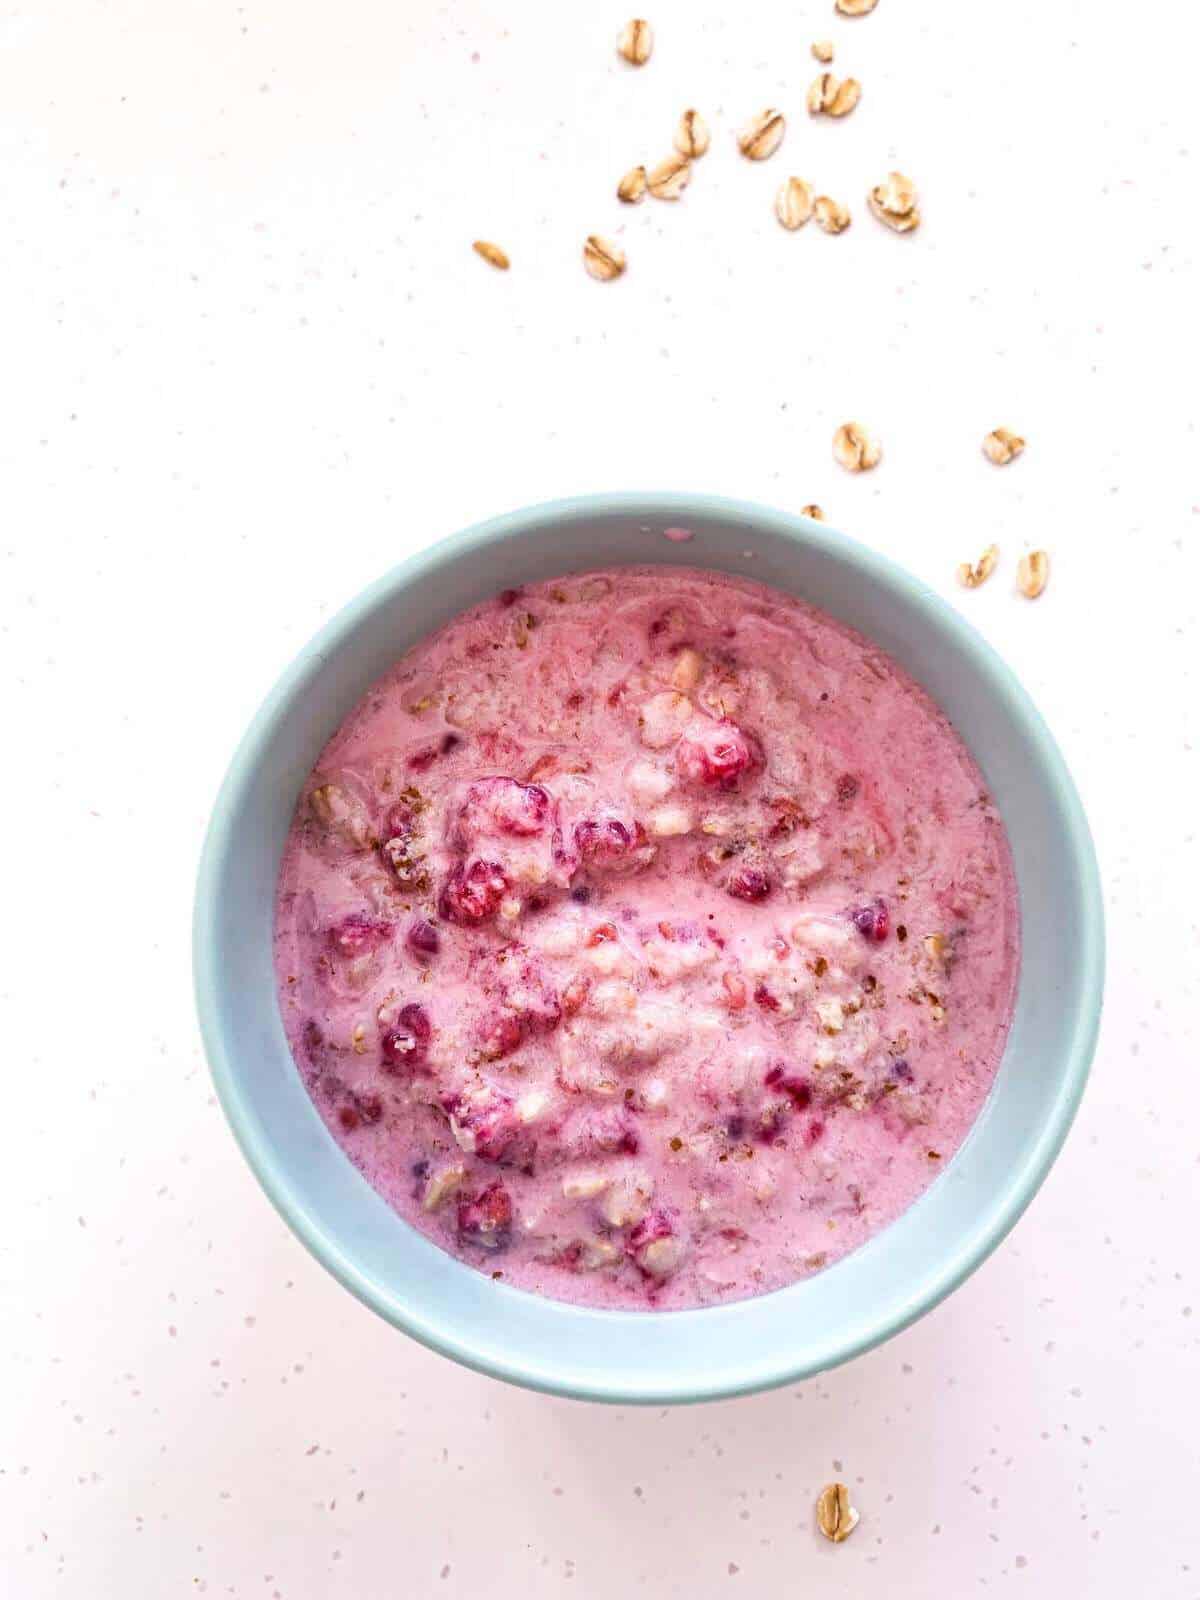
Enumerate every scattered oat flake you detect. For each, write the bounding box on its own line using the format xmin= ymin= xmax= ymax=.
xmin=617 ymin=164 xmax=647 ymax=204
xmin=868 ymin=172 xmax=920 ymax=232
xmin=674 ymin=109 xmax=710 ymax=159
xmin=833 ymin=422 xmax=881 ymax=472
xmin=583 ymin=236 xmax=626 ymax=281
xmin=738 ymin=108 xmax=786 ymax=160
xmin=836 ymin=0 xmax=878 ymax=14
xmin=812 ymin=39 xmax=834 ymax=62
xmin=617 ymin=18 xmax=653 ymax=65
xmin=647 ymin=152 xmax=691 ymax=200
xmin=814 ymin=195 xmax=851 ymax=234
xmin=816 ymin=1481 xmax=860 ymax=1542
xmin=472 ymin=240 xmax=510 ymax=270
xmin=983 ymin=427 xmax=1025 ymax=464
xmin=801 ymin=504 xmax=825 ymax=521
xmin=808 ymin=74 xmax=861 ymax=117
xmin=775 ymin=176 xmax=815 ymax=230
xmin=957 ymin=544 xmax=999 ymax=589
xmin=1017 ymin=550 xmax=1050 ymax=599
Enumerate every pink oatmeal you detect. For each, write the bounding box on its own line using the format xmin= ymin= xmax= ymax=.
xmin=274 ymin=566 xmax=1018 ymax=1309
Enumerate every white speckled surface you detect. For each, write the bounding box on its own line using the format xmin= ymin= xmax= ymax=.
xmin=3 ymin=1 xmax=1198 ymax=1593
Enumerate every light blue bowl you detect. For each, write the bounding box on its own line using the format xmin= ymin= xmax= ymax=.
xmin=193 ymin=494 xmax=1103 ymax=1405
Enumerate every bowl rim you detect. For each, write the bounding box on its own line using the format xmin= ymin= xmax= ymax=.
xmin=193 ymin=491 xmax=1104 ymax=1404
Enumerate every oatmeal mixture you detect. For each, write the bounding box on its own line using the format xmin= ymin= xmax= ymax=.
xmin=274 ymin=566 xmax=1018 ymax=1310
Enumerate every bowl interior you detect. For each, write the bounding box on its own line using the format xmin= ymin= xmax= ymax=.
xmin=194 ymin=495 xmax=1102 ymax=1404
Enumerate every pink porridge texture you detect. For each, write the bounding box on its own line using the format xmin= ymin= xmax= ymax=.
xmin=274 ymin=566 xmax=1018 ymax=1310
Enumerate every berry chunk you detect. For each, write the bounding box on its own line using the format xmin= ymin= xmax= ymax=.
xmin=767 ymin=796 xmax=809 ymax=838
xmin=726 ymin=865 xmax=772 ymax=902
xmin=439 ymin=859 xmax=509 ymax=925
xmin=757 ymin=1098 xmax=792 ymax=1141
xmin=560 ymin=974 xmax=590 ymax=1014
xmin=381 ymin=800 xmax=418 ymax=838
xmin=456 ymin=1183 xmax=514 ymax=1252
xmin=476 ymin=955 xmax=562 ymax=1058
xmin=327 ymin=913 xmax=392 ymax=959
xmin=456 ymin=777 xmax=551 ymax=842
xmin=851 ymin=898 xmax=890 ymax=942
xmin=406 ymin=918 xmax=440 ymax=957
xmin=763 ymin=1065 xmax=812 ymax=1109
xmin=574 ymin=816 xmax=633 ymax=867
xmin=301 ymin=1019 xmax=325 ymax=1067
xmin=407 ymin=734 xmax=462 ymax=773
xmin=504 ymin=965 xmax=563 ymax=1033
xmin=675 ymin=718 xmax=759 ymax=791
xmin=445 ymin=1084 xmax=520 ymax=1162
xmin=397 ymin=1002 xmax=431 ymax=1042
xmin=337 ymin=1089 xmax=384 ymax=1132
xmin=380 ymin=1003 xmax=432 ymax=1074
xmin=592 ymin=1110 xmax=640 ymax=1155
xmin=355 ymin=1091 xmax=384 ymax=1125
xmin=565 ymin=1108 xmax=640 ymax=1158
xmin=478 ymin=1009 xmax=525 ymax=1061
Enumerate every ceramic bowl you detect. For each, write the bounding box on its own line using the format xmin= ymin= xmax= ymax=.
xmin=194 ymin=494 xmax=1103 ymax=1404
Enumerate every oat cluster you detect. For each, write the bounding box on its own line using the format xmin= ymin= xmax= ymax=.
xmin=807 ymin=73 xmax=861 ymax=118
xmin=471 ymin=2 xmax=1048 ymax=608
xmin=868 ymin=171 xmax=921 ymax=233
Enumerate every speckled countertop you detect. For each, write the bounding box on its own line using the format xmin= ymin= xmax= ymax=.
xmin=3 ymin=2 xmax=1197 ymax=1595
